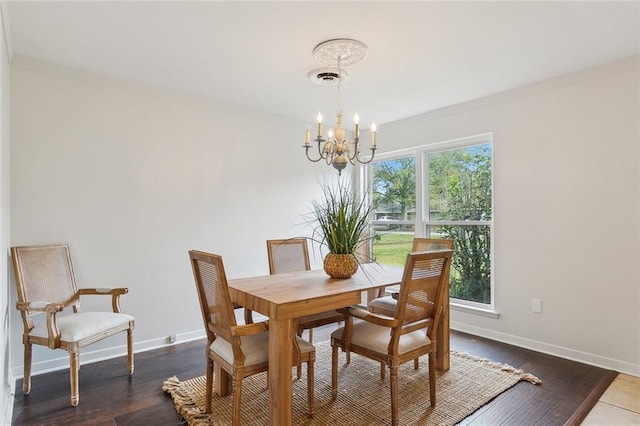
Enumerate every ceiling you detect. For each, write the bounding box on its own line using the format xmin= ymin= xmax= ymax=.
xmin=5 ymin=1 xmax=640 ymax=127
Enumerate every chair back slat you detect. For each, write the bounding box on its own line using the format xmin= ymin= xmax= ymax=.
xmin=392 ymin=249 xmax=452 ymax=346
xmin=267 ymin=239 xmax=310 ymax=274
xmin=189 ymin=251 xmax=236 ymax=343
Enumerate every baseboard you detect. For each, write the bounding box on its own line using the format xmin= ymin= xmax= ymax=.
xmin=2 ymin=369 xmax=14 ymax=426
xmin=11 ymin=329 xmax=207 ymax=379
xmin=451 ymin=321 xmax=640 ymax=376
xmin=13 ymin=322 xmax=639 ymax=380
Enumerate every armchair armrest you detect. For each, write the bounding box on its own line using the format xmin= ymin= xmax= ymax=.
xmin=16 ymin=301 xmax=64 ymax=313
xmin=341 ymin=306 xmax=398 ymax=328
xmin=78 ymin=287 xmax=129 ymax=295
xmin=231 ymin=320 xmax=268 ymax=337
xmin=16 ymin=301 xmax=64 ymax=349
xmin=78 ymin=287 xmax=129 ymax=313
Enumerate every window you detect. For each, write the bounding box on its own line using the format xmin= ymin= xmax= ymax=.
xmin=368 ymin=134 xmax=494 ymax=309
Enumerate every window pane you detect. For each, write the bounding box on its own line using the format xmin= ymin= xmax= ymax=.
xmin=371 ymin=157 xmax=417 ymax=266
xmin=372 ymin=157 xmax=416 ymax=222
xmin=428 ymin=144 xmax=492 ymax=221
xmin=428 ymin=224 xmax=491 ymax=304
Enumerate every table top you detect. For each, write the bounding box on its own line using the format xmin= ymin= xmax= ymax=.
xmin=229 ymin=263 xmax=404 ymax=320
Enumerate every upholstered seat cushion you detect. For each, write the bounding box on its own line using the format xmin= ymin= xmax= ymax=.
xmin=332 ymin=320 xmax=431 ymax=355
xmin=211 ymin=332 xmax=315 ymax=368
xmin=368 ymin=296 xmax=397 ymax=317
xmin=29 ymin=312 xmax=134 ymax=343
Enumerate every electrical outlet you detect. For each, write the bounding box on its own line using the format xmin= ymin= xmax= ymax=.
xmin=531 ymin=299 xmax=542 ymax=313
xmin=169 ymin=334 xmax=177 ymax=343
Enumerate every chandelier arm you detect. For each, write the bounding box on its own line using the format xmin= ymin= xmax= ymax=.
xmin=303 ymin=139 xmax=329 ymax=163
xmin=316 ymin=139 xmax=328 ymax=160
xmin=348 ymin=141 xmax=358 ymax=162
xmin=304 ymin=146 xmax=325 ymax=163
xmin=325 ymin=150 xmax=334 ymax=166
xmin=354 ymin=148 xmax=377 ymax=165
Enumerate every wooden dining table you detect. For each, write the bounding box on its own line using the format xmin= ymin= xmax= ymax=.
xmin=225 ymin=262 xmax=450 ymax=425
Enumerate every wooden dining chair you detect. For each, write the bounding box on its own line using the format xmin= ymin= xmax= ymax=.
xmin=263 ymin=238 xmax=346 ymax=344
xmin=11 ymin=244 xmax=135 ymax=407
xmin=368 ymin=238 xmax=453 ymax=374
xmin=368 ymin=238 xmax=453 ymax=316
xmin=189 ymin=250 xmax=315 ymax=424
xmin=331 ymin=249 xmax=452 ymax=426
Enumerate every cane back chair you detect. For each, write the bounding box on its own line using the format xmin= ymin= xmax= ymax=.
xmin=11 ymin=244 xmax=135 ymax=406
xmin=368 ymin=238 xmax=453 ymax=316
xmin=189 ymin=250 xmax=315 ymax=424
xmin=265 ymin=238 xmax=345 ymax=344
xmin=331 ymin=249 xmax=452 ymax=426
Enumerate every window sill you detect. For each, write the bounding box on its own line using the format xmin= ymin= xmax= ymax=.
xmin=450 ymin=303 xmax=500 ymax=319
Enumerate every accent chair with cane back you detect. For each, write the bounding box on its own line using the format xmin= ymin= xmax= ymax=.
xmin=265 ymin=238 xmax=346 ymax=344
xmin=11 ymin=244 xmax=135 ymax=407
xmin=368 ymin=238 xmax=454 ymax=317
xmin=331 ymin=249 xmax=453 ymax=426
xmin=188 ymin=250 xmax=316 ymax=425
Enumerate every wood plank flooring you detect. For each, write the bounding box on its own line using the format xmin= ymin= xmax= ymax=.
xmin=11 ymin=328 xmax=616 ymax=425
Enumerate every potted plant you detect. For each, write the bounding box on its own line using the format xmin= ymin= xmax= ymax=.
xmin=307 ymin=180 xmax=374 ymax=279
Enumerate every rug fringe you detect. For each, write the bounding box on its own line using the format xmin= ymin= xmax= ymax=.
xmin=450 ymin=350 xmax=542 ymax=384
xmin=163 ymin=376 xmax=214 ymax=425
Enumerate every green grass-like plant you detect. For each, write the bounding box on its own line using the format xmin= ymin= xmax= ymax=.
xmin=308 ymin=180 xmax=374 ymax=255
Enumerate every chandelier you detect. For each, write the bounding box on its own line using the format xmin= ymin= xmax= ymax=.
xmin=303 ymin=38 xmax=377 ymax=176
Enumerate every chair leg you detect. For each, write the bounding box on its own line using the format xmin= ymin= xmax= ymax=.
xmin=331 ymin=342 xmax=338 ymax=400
xmin=127 ymin=327 xmax=135 ymax=375
xmin=307 ymin=359 xmax=314 ymax=418
xmin=232 ymin=377 xmax=243 ymax=426
xmin=380 ymin=362 xmax=385 ymax=379
xmin=429 ymin=352 xmax=436 ymax=407
xmin=205 ymin=358 xmax=214 ymax=413
xmin=296 ymin=363 xmax=302 ymax=380
xmin=414 ymin=357 xmax=419 ymax=370
xmin=308 ymin=328 xmax=314 ymax=343
xmin=70 ymin=351 xmax=80 ymax=407
xmin=390 ymin=364 xmax=399 ymax=426
xmin=23 ymin=343 xmax=32 ymax=395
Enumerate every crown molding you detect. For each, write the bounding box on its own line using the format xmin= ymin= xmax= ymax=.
xmin=383 ymin=55 xmax=640 ymax=131
xmin=0 ymin=0 xmax=13 ymax=63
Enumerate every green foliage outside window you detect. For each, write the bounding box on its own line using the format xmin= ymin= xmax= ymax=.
xmin=429 ymin=144 xmax=492 ymax=303
xmin=371 ymin=143 xmax=493 ymax=304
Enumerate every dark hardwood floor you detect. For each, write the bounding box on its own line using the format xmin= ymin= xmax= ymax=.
xmin=12 ymin=328 xmax=616 ymax=425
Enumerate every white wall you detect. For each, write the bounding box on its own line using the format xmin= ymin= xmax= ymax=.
xmin=7 ymin=53 xmax=640 ymax=381
xmin=378 ymin=56 xmax=640 ymax=375
xmin=0 ymin=1 xmax=11 ymax=423
xmin=9 ymin=57 xmax=334 ymax=377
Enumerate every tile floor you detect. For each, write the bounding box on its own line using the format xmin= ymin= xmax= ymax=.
xmin=582 ymin=374 xmax=640 ymax=425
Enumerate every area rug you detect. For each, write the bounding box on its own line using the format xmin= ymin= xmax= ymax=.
xmin=163 ymin=341 xmax=541 ymax=425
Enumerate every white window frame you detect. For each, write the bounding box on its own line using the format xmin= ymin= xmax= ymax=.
xmin=359 ymin=132 xmax=496 ymax=316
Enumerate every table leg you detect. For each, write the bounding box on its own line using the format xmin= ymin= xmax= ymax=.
xmin=269 ymin=317 xmax=293 ymax=425
xmin=436 ymin=291 xmax=450 ymax=371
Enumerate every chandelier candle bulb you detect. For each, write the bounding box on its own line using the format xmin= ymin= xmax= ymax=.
xmin=305 ymin=126 xmax=311 ymax=145
xmin=354 ymin=113 xmax=360 ymax=139
xmin=316 ymin=112 xmax=323 ymax=138
xmin=371 ymin=122 xmax=377 ymax=147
